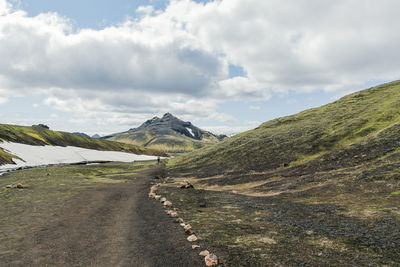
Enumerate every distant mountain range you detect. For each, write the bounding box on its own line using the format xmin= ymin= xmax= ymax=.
xmin=102 ymin=113 xmax=226 ymax=153
xmin=73 ymin=132 xmax=101 ymax=139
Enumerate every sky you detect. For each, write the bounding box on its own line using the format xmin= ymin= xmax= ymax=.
xmin=0 ymin=0 xmax=399 ymax=136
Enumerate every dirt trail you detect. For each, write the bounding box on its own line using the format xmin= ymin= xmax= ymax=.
xmin=12 ymin=165 xmax=204 ymax=267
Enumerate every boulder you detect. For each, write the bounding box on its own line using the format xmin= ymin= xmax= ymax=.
xmin=169 ymin=211 xmax=179 ymax=218
xmin=187 ymin=235 xmax=198 ymax=242
xmin=192 ymin=245 xmax=200 ymax=249
xmin=186 ymin=228 xmax=195 ymax=235
xmin=199 ymin=250 xmax=209 ymax=256
xmin=160 ymin=197 xmax=167 ymax=203
xmin=154 ymin=195 xmax=161 ymax=200
xmin=163 ymin=200 xmax=172 ymax=207
xmin=205 ymin=254 xmax=218 ymax=266
xmin=178 ymin=180 xmax=194 ymax=189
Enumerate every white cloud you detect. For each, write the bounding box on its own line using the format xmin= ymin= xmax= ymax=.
xmin=202 ymin=121 xmax=261 ymax=135
xmin=0 ymin=96 xmax=7 ymax=104
xmin=248 ymin=105 xmax=261 ymax=110
xmin=1 ymin=0 xmax=400 ymax=129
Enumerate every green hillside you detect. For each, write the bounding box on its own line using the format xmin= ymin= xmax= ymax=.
xmin=162 ymin=81 xmax=400 ymax=265
xmin=0 ymin=124 xmax=167 ymax=165
xmin=169 ymin=80 xmax=400 ymax=177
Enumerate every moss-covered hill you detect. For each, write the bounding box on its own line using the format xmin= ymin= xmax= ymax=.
xmin=164 ymin=81 xmax=400 ymax=265
xmin=102 ymin=113 xmax=226 ymax=154
xmin=0 ymin=124 xmax=167 ymax=165
xmin=169 ymin=80 xmax=400 ymax=177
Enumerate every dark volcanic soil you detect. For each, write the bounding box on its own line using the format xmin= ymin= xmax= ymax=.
xmin=8 ymin=165 xmax=204 ymax=267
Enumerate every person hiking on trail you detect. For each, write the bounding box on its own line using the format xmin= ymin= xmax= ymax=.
xmin=157 ymin=156 xmax=160 ymax=164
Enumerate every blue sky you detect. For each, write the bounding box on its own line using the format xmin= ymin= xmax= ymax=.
xmin=0 ymin=0 xmax=398 ymax=135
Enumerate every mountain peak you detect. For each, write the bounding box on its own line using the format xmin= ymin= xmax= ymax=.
xmin=162 ymin=112 xmax=176 ymax=120
xmin=103 ymin=112 xmax=226 ymax=153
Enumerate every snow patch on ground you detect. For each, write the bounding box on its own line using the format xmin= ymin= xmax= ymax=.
xmin=0 ymin=142 xmax=158 ymax=173
xmin=186 ymin=127 xmax=195 ymax=137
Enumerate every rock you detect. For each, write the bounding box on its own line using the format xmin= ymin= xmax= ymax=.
xmin=187 ymin=235 xmax=198 ymax=242
xmin=173 ymin=207 xmax=179 ymax=211
xmin=199 ymin=202 xmax=207 ymax=207
xmin=167 ymin=210 xmax=174 ymax=215
xmin=150 ymin=185 xmax=159 ymax=192
xmin=199 ymin=250 xmax=209 ymax=256
xmin=154 ymin=195 xmax=161 ymax=200
xmin=184 ymin=224 xmax=192 ymax=231
xmin=163 ymin=200 xmax=172 ymax=207
xmin=192 ymin=245 xmax=200 ymax=249
xmin=148 ymin=193 xmax=156 ymax=198
xmin=205 ymin=254 xmax=218 ymax=266
xmin=178 ymin=180 xmax=194 ymax=189
xmin=186 ymin=228 xmax=195 ymax=235
xmin=16 ymin=183 xmax=25 ymax=189
xmin=180 ymin=223 xmax=186 ymax=227
xmin=176 ymin=218 xmax=184 ymax=223
xmin=6 ymin=185 xmax=12 ymax=188
xmin=160 ymin=197 xmax=167 ymax=203
xmin=169 ymin=211 xmax=179 ymax=218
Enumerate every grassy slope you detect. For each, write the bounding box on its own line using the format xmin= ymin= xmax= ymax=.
xmin=169 ymin=80 xmax=400 ymax=176
xmin=163 ymin=81 xmax=400 ymax=265
xmin=0 ymin=124 xmax=167 ymax=165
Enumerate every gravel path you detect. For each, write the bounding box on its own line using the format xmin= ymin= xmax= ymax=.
xmin=15 ymin=165 xmax=204 ymax=267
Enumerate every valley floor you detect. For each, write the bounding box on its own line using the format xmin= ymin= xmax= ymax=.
xmin=0 ymin=162 xmax=203 ymax=267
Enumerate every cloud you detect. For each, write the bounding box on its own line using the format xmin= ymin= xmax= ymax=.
xmin=1 ymin=0 xmax=400 ymax=129
xmin=0 ymin=96 xmax=7 ymax=104
xmin=248 ymin=105 xmax=261 ymax=110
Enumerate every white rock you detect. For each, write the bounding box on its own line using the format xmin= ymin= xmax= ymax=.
xmin=187 ymin=235 xmax=198 ymax=242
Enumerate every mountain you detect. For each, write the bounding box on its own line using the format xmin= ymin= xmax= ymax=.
xmin=168 ymin=80 xmax=400 ymax=177
xmin=0 ymin=123 xmax=167 ymax=165
xmin=73 ymin=132 xmax=90 ymax=137
xmin=102 ymin=113 xmax=226 ymax=153
xmin=91 ymin=134 xmax=101 ymax=139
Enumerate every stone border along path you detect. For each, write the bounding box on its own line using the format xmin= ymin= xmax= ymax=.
xmin=148 ymin=181 xmax=219 ymax=267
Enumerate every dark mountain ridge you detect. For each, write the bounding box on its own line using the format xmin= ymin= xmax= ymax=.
xmin=102 ymin=113 xmax=226 ymax=153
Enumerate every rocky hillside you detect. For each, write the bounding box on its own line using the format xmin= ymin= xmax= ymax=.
xmin=102 ymin=113 xmax=226 ymax=153
xmin=0 ymin=123 xmax=166 ymax=165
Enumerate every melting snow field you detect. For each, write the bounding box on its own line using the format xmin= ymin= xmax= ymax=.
xmin=186 ymin=127 xmax=195 ymax=137
xmin=0 ymin=142 xmax=158 ymax=174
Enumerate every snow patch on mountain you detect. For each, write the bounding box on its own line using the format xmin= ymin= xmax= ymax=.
xmin=0 ymin=142 xmax=158 ymax=173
